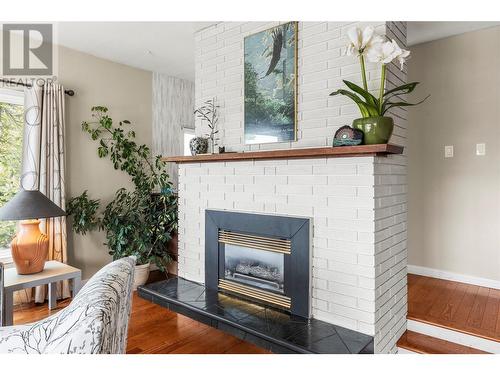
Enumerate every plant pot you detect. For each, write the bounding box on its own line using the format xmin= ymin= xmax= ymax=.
xmin=352 ymin=116 xmax=394 ymax=145
xmin=133 ymin=263 xmax=150 ymax=290
xmin=189 ymin=137 xmax=209 ymax=155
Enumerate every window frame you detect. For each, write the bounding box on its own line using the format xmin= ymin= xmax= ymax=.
xmin=0 ymin=87 xmax=24 ymax=264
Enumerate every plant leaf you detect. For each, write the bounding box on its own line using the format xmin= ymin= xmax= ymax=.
xmin=330 ymin=89 xmax=379 ymax=117
xmin=383 ymin=82 xmax=419 ymax=98
xmin=342 ymin=80 xmax=379 ymax=109
xmin=382 ymin=95 xmax=430 ymax=115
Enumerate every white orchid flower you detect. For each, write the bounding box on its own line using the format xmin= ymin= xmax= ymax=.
xmin=367 ymin=39 xmax=410 ymax=70
xmin=346 ymin=26 xmax=383 ymax=56
xmin=394 ymin=42 xmax=410 ymax=70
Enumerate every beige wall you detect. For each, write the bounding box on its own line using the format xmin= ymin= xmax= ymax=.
xmin=408 ymin=26 xmax=500 ymax=281
xmin=59 ymin=46 xmax=152 ymax=279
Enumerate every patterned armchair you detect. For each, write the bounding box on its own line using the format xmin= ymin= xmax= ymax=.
xmin=0 ymin=257 xmax=135 ymax=354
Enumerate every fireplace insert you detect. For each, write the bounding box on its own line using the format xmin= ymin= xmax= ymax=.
xmin=205 ymin=210 xmax=310 ymax=318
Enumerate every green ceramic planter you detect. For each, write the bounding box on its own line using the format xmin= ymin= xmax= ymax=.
xmin=352 ymin=116 xmax=394 ymax=145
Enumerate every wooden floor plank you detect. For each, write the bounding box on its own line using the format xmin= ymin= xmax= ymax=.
xmin=428 ymin=279 xmax=457 ymax=318
xmin=13 ymin=293 xmax=270 ymax=354
xmin=493 ymin=289 xmax=500 ymax=335
xmin=440 ymin=283 xmax=468 ymax=321
xmin=408 ymin=274 xmax=500 ymax=343
xmin=452 ymin=284 xmax=479 ymax=324
xmin=397 ymin=330 xmax=488 ymax=354
xmin=480 ymin=289 xmax=500 ymax=332
xmin=466 ymin=286 xmax=490 ymax=329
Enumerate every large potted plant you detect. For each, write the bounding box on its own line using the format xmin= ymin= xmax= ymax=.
xmin=67 ymin=106 xmax=178 ymax=289
xmin=330 ymin=26 xmax=428 ymax=144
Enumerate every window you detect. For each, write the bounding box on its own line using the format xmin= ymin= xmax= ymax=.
xmin=183 ymin=128 xmax=196 ymax=156
xmin=0 ymin=88 xmax=24 ymax=258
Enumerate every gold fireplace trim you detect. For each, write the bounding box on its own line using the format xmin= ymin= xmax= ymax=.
xmin=218 ymin=279 xmax=291 ymax=309
xmin=218 ymin=230 xmax=291 ymax=254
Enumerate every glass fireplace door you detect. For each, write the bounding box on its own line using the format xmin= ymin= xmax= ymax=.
xmin=224 ymin=244 xmax=285 ymax=294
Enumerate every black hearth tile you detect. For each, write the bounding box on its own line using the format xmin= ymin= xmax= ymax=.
xmin=309 ymin=333 xmax=351 ymax=354
xmin=217 ymin=321 xmax=246 ymax=340
xmin=153 ymin=296 xmax=170 ymax=310
xmin=139 ymin=278 xmax=374 ymax=354
xmin=241 ymin=332 xmax=273 ymax=352
xmin=145 ymin=278 xmax=204 ymax=300
xmin=235 ymin=307 xmax=308 ymax=341
xmin=203 ymin=302 xmax=253 ymax=322
xmin=360 ymin=340 xmax=374 ymax=354
xmin=334 ymin=325 xmax=373 ymax=354
xmin=168 ymin=302 xmax=213 ymax=326
xmin=202 ymin=293 xmax=265 ymax=322
xmin=269 ymin=342 xmax=298 ymax=354
xmin=286 ymin=319 xmax=339 ymax=347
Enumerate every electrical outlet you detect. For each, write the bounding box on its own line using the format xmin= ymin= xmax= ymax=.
xmin=445 ymin=145 xmax=454 ymax=158
xmin=476 ymin=143 xmax=486 ymax=156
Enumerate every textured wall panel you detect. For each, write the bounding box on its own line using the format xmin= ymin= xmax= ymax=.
xmin=152 ymin=73 xmax=194 ymax=187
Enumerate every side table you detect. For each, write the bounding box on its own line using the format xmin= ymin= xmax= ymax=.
xmin=1 ymin=261 xmax=81 ymax=326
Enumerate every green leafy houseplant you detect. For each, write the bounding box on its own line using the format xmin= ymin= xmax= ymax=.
xmin=330 ymin=26 xmax=429 ymax=144
xmin=67 ymin=106 xmax=178 ymax=271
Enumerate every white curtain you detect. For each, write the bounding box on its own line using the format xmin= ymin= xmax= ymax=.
xmin=14 ymin=83 xmax=69 ymax=304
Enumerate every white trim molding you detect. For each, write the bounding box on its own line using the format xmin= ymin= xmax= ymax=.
xmin=407 ymin=319 xmax=500 ymax=354
xmin=408 ymin=265 xmax=500 ymax=290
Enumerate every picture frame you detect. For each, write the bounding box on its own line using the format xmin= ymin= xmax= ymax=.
xmin=244 ymin=22 xmax=298 ymax=145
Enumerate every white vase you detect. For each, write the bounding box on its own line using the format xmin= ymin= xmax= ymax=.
xmin=133 ymin=263 xmax=150 ymax=291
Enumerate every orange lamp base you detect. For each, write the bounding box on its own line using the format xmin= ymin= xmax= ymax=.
xmin=11 ymin=219 xmax=48 ymax=275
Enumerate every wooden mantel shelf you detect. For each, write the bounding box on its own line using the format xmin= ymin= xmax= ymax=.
xmin=162 ymin=144 xmax=403 ymax=163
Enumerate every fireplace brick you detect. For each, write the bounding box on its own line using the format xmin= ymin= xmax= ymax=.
xmin=175 ymin=21 xmax=408 ymax=353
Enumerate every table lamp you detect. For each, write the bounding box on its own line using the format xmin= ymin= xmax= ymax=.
xmin=0 ymin=189 xmax=66 ymax=275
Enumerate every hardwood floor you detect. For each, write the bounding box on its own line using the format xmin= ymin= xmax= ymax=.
xmin=13 ymin=293 xmax=270 ymax=354
xmin=408 ymin=274 xmax=500 ymax=342
xmin=397 ymin=330 xmax=487 ymax=354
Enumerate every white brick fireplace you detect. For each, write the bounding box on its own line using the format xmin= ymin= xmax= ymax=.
xmin=174 ymin=21 xmax=408 ymax=353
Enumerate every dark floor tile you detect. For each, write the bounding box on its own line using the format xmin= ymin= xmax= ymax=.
xmin=334 ymin=325 xmax=373 ymax=354
xmin=140 ymin=277 xmax=374 ymax=354
xmin=310 ymin=333 xmax=351 ymax=354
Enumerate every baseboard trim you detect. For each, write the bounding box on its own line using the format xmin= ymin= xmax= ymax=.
xmin=408 ymin=265 xmax=500 ymax=290
xmin=407 ymin=319 xmax=500 ymax=354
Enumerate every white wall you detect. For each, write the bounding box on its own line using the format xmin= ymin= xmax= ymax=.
xmin=408 ymin=26 xmax=500 ymax=281
xmin=180 ymin=21 xmax=408 ymax=353
xmin=373 ymin=22 xmax=408 ymax=353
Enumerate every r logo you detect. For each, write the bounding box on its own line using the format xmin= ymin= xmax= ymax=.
xmin=2 ymin=24 xmax=53 ymax=76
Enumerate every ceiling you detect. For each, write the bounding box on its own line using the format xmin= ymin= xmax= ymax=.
xmin=407 ymin=21 xmax=500 ymax=46
xmin=56 ymin=22 xmax=215 ymax=81
xmin=54 ymin=22 xmax=500 ymax=81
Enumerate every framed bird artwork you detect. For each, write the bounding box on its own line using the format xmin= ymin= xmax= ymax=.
xmin=244 ymin=22 xmax=298 ymax=144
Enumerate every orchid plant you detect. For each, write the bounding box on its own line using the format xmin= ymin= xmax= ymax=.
xmin=330 ymin=26 xmax=428 ymax=117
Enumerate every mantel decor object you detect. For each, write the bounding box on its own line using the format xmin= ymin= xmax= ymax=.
xmin=333 ymin=125 xmax=364 ymax=147
xmin=330 ymin=26 xmax=428 ymax=144
xmin=194 ymin=98 xmax=219 ymax=154
xmin=0 ymin=189 xmax=66 ymax=275
xmin=189 ymin=136 xmax=209 ymax=156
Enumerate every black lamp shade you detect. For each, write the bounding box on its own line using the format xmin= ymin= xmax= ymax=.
xmin=0 ymin=189 xmax=66 ymax=221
